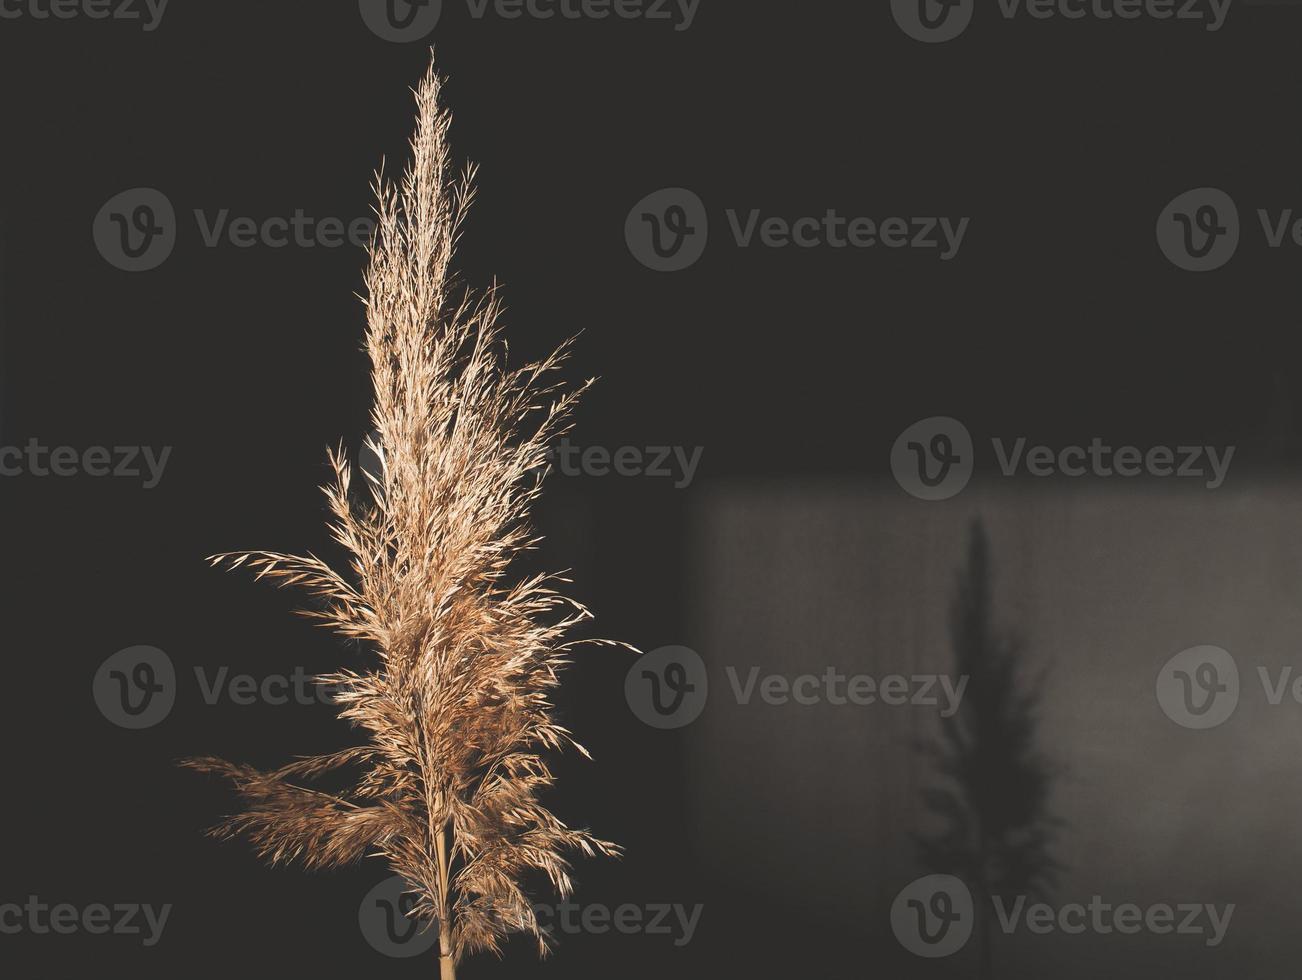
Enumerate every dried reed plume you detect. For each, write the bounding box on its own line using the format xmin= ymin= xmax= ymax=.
xmin=185 ymin=55 xmax=624 ymax=979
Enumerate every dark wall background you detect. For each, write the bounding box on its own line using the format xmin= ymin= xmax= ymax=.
xmin=3 ymin=2 xmax=1302 ymax=977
